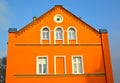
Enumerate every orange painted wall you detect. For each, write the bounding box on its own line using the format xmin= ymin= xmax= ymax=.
xmin=6 ymin=5 xmax=113 ymax=83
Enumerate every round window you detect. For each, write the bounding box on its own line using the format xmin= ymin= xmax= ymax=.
xmin=54 ymin=14 xmax=63 ymax=23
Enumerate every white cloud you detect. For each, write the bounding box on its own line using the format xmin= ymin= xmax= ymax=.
xmin=0 ymin=0 xmax=11 ymax=30
xmin=0 ymin=50 xmax=6 ymax=58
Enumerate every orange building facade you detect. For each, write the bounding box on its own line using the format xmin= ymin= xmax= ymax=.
xmin=6 ymin=5 xmax=114 ymax=83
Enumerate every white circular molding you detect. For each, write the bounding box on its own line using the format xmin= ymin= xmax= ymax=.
xmin=54 ymin=14 xmax=63 ymax=23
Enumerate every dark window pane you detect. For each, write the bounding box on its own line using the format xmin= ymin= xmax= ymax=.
xmin=56 ymin=28 xmax=63 ymax=40
xmin=73 ymin=63 xmax=77 ymax=73
xmin=39 ymin=64 xmax=42 ymax=73
xmin=43 ymin=64 xmax=47 ymax=74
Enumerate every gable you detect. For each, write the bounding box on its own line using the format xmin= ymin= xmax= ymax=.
xmin=15 ymin=5 xmax=101 ymax=44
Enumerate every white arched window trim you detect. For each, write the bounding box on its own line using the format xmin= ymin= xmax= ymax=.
xmin=67 ymin=26 xmax=78 ymax=44
xmin=54 ymin=26 xmax=64 ymax=44
xmin=41 ymin=26 xmax=51 ymax=44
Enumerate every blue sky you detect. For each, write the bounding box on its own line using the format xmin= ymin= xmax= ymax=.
xmin=0 ymin=0 xmax=120 ymax=83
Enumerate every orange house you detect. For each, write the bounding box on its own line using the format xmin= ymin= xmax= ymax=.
xmin=6 ymin=5 xmax=114 ymax=83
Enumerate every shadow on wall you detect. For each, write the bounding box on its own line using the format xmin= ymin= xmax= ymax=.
xmin=86 ymin=55 xmax=106 ymax=83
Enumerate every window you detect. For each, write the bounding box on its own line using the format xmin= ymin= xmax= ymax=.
xmin=55 ymin=28 xmax=63 ymax=40
xmin=54 ymin=14 xmax=63 ymax=23
xmin=42 ymin=28 xmax=49 ymax=40
xmin=37 ymin=57 xmax=48 ymax=74
xmin=68 ymin=28 xmax=76 ymax=40
xmin=72 ymin=56 xmax=83 ymax=74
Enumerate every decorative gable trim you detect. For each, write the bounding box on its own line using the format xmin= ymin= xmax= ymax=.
xmin=59 ymin=6 xmax=99 ymax=34
xmin=16 ymin=6 xmax=56 ymax=36
xmin=16 ymin=5 xmax=99 ymax=36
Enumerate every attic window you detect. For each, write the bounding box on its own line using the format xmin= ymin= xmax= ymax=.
xmin=57 ymin=18 xmax=60 ymax=21
xmin=55 ymin=27 xmax=63 ymax=40
xmin=42 ymin=28 xmax=49 ymax=40
xmin=68 ymin=28 xmax=76 ymax=40
xmin=54 ymin=14 xmax=63 ymax=23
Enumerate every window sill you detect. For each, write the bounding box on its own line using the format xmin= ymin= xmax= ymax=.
xmin=15 ymin=43 xmax=102 ymax=46
xmin=14 ymin=73 xmax=105 ymax=77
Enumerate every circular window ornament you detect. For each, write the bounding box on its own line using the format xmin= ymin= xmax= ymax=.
xmin=54 ymin=14 xmax=63 ymax=23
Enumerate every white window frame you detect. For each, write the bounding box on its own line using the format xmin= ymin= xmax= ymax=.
xmin=40 ymin=26 xmax=51 ymax=44
xmin=54 ymin=56 xmax=66 ymax=74
xmin=42 ymin=29 xmax=49 ymax=40
xmin=68 ymin=28 xmax=76 ymax=40
xmin=72 ymin=55 xmax=84 ymax=74
xmin=67 ymin=26 xmax=78 ymax=44
xmin=54 ymin=26 xmax=64 ymax=44
xmin=54 ymin=14 xmax=63 ymax=23
xmin=36 ymin=56 xmax=49 ymax=75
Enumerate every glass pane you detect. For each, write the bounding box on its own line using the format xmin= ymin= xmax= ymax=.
xmin=74 ymin=63 xmax=77 ymax=73
xmin=43 ymin=64 xmax=47 ymax=74
xmin=59 ymin=32 xmax=63 ymax=39
xmin=72 ymin=32 xmax=75 ymax=40
xmin=38 ymin=57 xmax=47 ymax=64
xmin=46 ymin=32 xmax=49 ymax=39
xmin=43 ymin=32 xmax=45 ymax=39
xmin=78 ymin=63 xmax=80 ymax=73
xmin=42 ymin=28 xmax=49 ymax=40
xmin=39 ymin=64 xmax=42 ymax=73
xmin=73 ymin=57 xmax=76 ymax=62
xmin=43 ymin=32 xmax=49 ymax=40
xmin=56 ymin=28 xmax=63 ymax=40
xmin=56 ymin=28 xmax=62 ymax=31
xmin=56 ymin=32 xmax=59 ymax=39
xmin=77 ymin=57 xmax=81 ymax=62
xmin=58 ymin=32 xmax=60 ymax=39
xmin=69 ymin=28 xmax=76 ymax=40
xmin=73 ymin=57 xmax=83 ymax=74
xmin=78 ymin=63 xmax=82 ymax=73
xmin=43 ymin=28 xmax=49 ymax=31
xmin=38 ymin=57 xmax=47 ymax=74
xmin=56 ymin=32 xmax=62 ymax=39
xmin=69 ymin=32 xmax=71 ymax=40
xmin=39 ymin=58 xmax=45 ymax=64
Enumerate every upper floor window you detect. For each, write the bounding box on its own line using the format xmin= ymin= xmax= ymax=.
xmin=37 ymin=56 xmax=48 ymax=74
xmin=54 ymin=14 xmax=63 ymax=23
xmin=55 ymin=27 xmax=63 ymax=40
xmin=72 ymin=56 xmax=84 ymax=74
xmin=42 ymin=28 xmax=49 ymax=40
xmin=68 ymin=28 xmax=76 ymax=40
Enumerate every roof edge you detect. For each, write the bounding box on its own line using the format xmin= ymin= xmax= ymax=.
xmin=16 ymin=6 xmax=55 ymax=33
xmin=8 ymin=28 xmax=17 ymax=33
xmin=54 ymin=5 xmax=63 ymax=6
xmin=16 ymin=5 xmax=100 ymax=34
xmin=99 ymin=29 xmax=108 ymax=33
xmin=59 ymin=6 xmax=99 ymax=33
